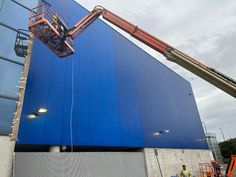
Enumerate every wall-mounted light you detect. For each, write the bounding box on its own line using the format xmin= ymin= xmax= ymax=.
xmin=153 ymin=129 xmax=170 ymax=136
xmin=27 ymin=114 xmax=37 ymax=119
xmin=27 ymin=107 xmax=47 ymax=119
xmin=36 ymin=108 xmax=47 ymax=115
xmin=153 ymin=132 xmax=161 ymax=136
xmin=164 ymin=130 xmax=170 ymax=133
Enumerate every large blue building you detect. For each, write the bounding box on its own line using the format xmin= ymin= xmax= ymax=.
xmin=17 ymin=0 xmax=207 ymax=149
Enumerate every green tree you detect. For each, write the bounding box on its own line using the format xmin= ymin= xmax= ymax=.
xmin=219 ymin=138 xmax=236 ymax=159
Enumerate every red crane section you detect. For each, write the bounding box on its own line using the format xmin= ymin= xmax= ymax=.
xmin=68 ymin=6 xmax=168 ymax=54
xmin=28 ymin=4 xmax=236 ymax=98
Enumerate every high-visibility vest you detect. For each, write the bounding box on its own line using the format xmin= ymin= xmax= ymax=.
xmin=180 ymin=169 xmax=192 ymax=177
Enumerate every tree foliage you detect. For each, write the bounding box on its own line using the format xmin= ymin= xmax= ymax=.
xmin=219 ymin=138 xmax=236 ymax=159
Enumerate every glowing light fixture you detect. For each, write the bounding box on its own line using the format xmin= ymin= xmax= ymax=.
xmin=37 ymin=108 xmax=47 ymax=114
xmin=153 ymin=129 xmax=170 ymax=136
xmin=28 ymin=114 xmax=37 ymax=119
xmin=27 ymin=107 xmax=47 ymax=119
xmin=164 ymin=130 xmax=170 ymax=133
xmin=153 ymin=132 xmax=161 ymax=136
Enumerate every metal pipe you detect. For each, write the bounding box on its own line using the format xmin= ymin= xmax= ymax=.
xmin=0 ymin=94 xmax=18 ymax=101
xmin=0 ymin=56 xmax=24 ymax=66
xmin=0 ymin=22 xmax=30 ymax=37
xmin=219 ymin=128 xmax=226 ymax=141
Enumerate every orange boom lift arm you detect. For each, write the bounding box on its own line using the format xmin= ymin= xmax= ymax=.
xmin=226 ymin=155 xmax=236 ymax=177
xmin=29 ymin=4 xmax=236 ymax=98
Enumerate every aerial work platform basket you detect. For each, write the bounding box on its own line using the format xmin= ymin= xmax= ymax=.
xmin=14 ymin=30 xmax=29 ymax=57
xmin=29 ymin=3 xmax=74 ymax=58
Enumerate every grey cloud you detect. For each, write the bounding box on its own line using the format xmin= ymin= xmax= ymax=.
xmin=179 ymin=30 xmax=236 ymax=141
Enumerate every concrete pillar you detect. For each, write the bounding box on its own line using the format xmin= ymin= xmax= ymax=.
xmin=49 ymin=146 xmax=60 ymax=152
xmin=0 ymin=136 xmax=15 ymax=177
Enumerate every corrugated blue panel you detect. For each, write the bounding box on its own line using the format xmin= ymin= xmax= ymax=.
xmin=18 ymin=0 xmax=208 ymax=149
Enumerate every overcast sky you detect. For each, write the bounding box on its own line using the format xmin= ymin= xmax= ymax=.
xmin=76 ymin=0 xmax=236 ymax=141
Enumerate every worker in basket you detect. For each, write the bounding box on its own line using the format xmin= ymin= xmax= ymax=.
xmin=50 ymin=14 xmax=67 ymax=50
xmin=177 ymin=165 xmax=192 ymax=177
xmin=52 ymin=14 xmax=60 ymax=30
xmin=52 ymin=13 xmax=67 ymax=33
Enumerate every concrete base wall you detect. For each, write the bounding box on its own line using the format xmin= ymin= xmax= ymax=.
xmin=144 ymin=148 xmax=213 ymax=177
xmin=0 ymin=136 xmax=15 ymax=177
xmin=15 ymin=152 xmax=147 ymax=177
xmin=12 ymin=147 xmax=213 ymax=177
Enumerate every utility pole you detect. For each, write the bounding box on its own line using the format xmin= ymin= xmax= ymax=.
xmin=219 ymin=128 xmax=226 ymax=141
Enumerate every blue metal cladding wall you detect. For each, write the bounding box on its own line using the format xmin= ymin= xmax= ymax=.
xmin=18 ymin=0 xmax=208 ymax=149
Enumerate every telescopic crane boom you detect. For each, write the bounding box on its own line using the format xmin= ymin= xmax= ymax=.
xmin=29 ymin=4 xmax=236 ymax=98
